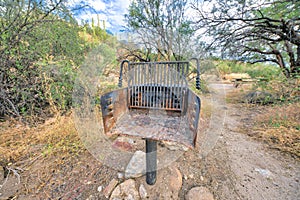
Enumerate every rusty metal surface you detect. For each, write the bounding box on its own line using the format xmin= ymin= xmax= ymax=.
xmin=186 ymin=89 xmax=201 ymax=146
xmin=107 ymin=109 xmax=194 ymax=148
xmin=100 ymin=88 xmax=200 ymax=148
xmin=100 ymin=88 xmax=128 ymax=133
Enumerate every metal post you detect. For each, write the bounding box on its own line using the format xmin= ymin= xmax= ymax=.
xmin=146 ymin=139 xmax=157 ymax=185
xmin=118 ymin=60 xmax=129 ymax=88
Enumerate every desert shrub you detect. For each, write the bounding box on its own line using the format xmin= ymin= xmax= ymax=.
xmin=261 ymin=78 xmax=299 ymax=102
xmin=215 ymin=60 xmax=283 ymax=80
xmin=216 ymin=61 xmax=231 ymax=77
xmin=0 ymin=1 xmax=114 ymax=122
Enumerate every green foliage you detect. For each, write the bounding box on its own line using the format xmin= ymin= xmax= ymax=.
xmin=0 ymin=0 xmax=117 ymax=122
xmin=257 ymin=78 xmax=299 ymax=103
xmin=215 ymin=60 xmax=299 ymax=104
xmin=216 ymin=60 xmax=282 ymax=80
xmin=189 ymin=79 xmax=209 ymax=94
xmin=125 ymin=0 xmax=195 ymax=61
xmin=245 ymin=65 xmax=282 ymax=81
xmin=193 ymin=0 xmax=300 ymax=78
xmin=255 ymin=0 xmax=300 ymax=20
xmin=42 ymin=60 xmax=78 ymax=111
xmin=80 ymin=16 xmax=114 ymax=50
xmin=216 ymin=62 xmax=231 ymax=75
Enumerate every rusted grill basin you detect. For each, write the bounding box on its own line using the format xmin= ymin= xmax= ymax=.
xmin=101 ymin=88 xmax=200 ymax=148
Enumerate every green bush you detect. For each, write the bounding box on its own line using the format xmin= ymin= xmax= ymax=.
xmin=216 ymin=60 xmax=283 ymax=80
xmin=0 ymin=1 xmax=117 ymax=122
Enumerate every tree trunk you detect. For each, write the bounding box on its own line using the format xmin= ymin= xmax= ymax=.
xmin=291 ymin=45 xmax=300 ymax=76
xmin=285 ymin=42 xmax=299 ymax=77
xmin=275 ymin=52 xmax=290 ymax=78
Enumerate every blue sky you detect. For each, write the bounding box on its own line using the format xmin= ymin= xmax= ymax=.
xmin=70 ymin=0 xmax=131 ymax=33
xmin=68 ymin=0 xmax=213 ymax=35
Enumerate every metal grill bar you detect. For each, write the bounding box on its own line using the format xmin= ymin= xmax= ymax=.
xmin=128 ymin=61 xmax=188 ymax=111
xmin=163 ymin=63 xmax=166 ymax=109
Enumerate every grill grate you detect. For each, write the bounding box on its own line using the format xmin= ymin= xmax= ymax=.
xmin=127 ymin=62 xmax=189 ymax=111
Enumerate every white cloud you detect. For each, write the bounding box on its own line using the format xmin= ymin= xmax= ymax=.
xmin=72 ymin=0 xmax=215 ymax=34
xmin=71 ymin=0 xmax=130 ymax=33
xmin=88 ymin=0 xmax=106 ymax=12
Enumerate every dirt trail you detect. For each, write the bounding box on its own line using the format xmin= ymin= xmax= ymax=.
xmin=201 ymin=83 xmax=300 ymax=200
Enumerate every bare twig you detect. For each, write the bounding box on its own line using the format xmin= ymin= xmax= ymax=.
xmin=0 ymin=166 xmax=22 ymax=190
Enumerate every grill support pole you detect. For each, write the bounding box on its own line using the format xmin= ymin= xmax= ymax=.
xmin=146 ymin=139 xmax=157 ymax=185
xmin=190 ymin=58 xmax=201 ymax=90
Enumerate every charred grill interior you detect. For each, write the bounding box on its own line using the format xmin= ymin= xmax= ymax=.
xmin=127 ymin=61 xmax=189 ymax=112
xmin=129 ymin=85 xmax=184 ymax=111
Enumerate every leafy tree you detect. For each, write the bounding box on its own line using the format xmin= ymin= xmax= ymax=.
xmin=192 ymin=0 xmax=300 ymax=78
xmin=125 ymin=0 xmax=195 ymax=61
xmin=0 ymin=0 xmax=85 ymax=120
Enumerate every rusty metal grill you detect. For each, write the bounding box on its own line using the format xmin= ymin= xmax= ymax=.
xmin=127 ymin=62 xmax=189 ymax=111
xmin=101 ymin=59 xmax=201 ymax=185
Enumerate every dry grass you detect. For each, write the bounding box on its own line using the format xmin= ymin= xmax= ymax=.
xmin=0 ymin=114 xmax=95 ymax=198
xmin=256 ymin=103 xmax=299 ymax=129
xmin=254 ymin=103 xmax=300 ymax=158
xmin=0 ymin=113 xmax=84 ymax=166
xmin=225 ymin=85 xmax=299 ymax=158
xmin=199 ymin=97 xmax=213 ymax=132
xmin=225 ymin=84 xmax=253 ymax=104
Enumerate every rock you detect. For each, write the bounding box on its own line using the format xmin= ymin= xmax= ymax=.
xmin=112 ymin=137 xmax=134 ymax=151
xmin=84 ymin=180 xmax=92 ymax=185
xmin=97 ymin=186 xmax=103 ymax=192
xmin=127 ymin=138 xmax=135 ymax=145
xmin=86 ymin=195 xmax=95 ymax=200
xmin=186 ymin=187 xmax=215 ymax=200
xmin=142 ymin=166 xmax=183 ymax=200
xmin=184 ymin=174 xmax=188 ymax=180
xmin=125 ymin=151 xmax=146 ymax=178
xmin=255 ymin=168 xmax=272 ymax=178
xmin=159 ymin=166 xmax=183 ymax=199
xmin=162 ymin=141 xmax=189 ymax=151
xmin=103 ymin=179 xmax=119 ymax=198
xmin=159 ymin=166 xmax=182 ymax=200
xmin=200 ymin=176 xmax=204 ymax=181
xmin=169 ymin=166 xmax=182 ymax=191
xmin=244 ymin=91 xmax=275 ymax=104
xmin=117 ymin=172 xmax=124 ymax=180
xmin=139 ymin=184 xmax=148 ymax=199
xmin=110 ymin=179 xmax=140 ymax=200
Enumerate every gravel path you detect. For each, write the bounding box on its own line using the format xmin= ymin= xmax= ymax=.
xmin=200 ymin=83 xmax=300 ymax=200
